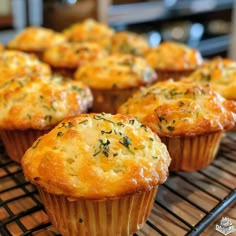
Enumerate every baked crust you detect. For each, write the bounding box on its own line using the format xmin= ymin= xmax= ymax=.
xmin=63 ymin=18 xmax=114 ymax=48
xmin=0 ymin=43 xmax=4 ymax=51
xmin=43 ymin=42 xmax=107 ymax=69
xmin=184 ymin=57 xmax=236 ymax=100
xmin=0 ymin=75 xmax=93 ymax=130
xmin=7 ymin=27 xmax=66 ymax=52
xmin=22 ymin=113 xmax=170 ymax=199
xmin=74 ymin=54 xmax=157 ymax=89
xmin=0 ymin=50 xmax=51 ymax=84
xmin=110 ymin=31 xmax=149 ymax=56
xmin=145 ymin=41 xmax=203 ymax=70
xmin=118 ymin=80 xmax=236 ymax=137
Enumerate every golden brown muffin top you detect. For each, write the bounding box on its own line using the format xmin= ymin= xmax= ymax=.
xmin=145 ymin=41 xmax=203 ymax=70
xmin=63 ymin=18 xmax=114 ymax=48
xmin=0 ymin=50 xmax=51 ymax=84
xmin=183 ymin=57 xmax=236 ymax=100
xmin=118 ymin=80 xmax=236 ymax=137
xmin=74 ymin=54 xmax=157 ymax=89
xmin=42 ymin=42 xmax=107 ymax=69
xmin=0 ymin=75 xmax=93 ymax=130
xmin=22 ymin=113 xmax=170 ymax=199
xmin=7 ymin=27 xmax=66 ymax=52
xmin=110 ymin=31 xmax=149 ymax=56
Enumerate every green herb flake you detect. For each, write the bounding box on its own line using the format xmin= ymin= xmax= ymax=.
xmin=152 ymin=156 xmax=158 ymax=159
xmin=101 ymin=130 xmax=112 ymax=135
xmin=178 ymin=101 xmax=185 ymax=107
xmin=32 ymin=138 xmax=41 ymax=149
xmin=27 ymin=114 xmax=32 ymax=120
xmin=93 ymin=139 xmax=111 ymax=157
xmin=167 ymin=126 xmax=175 ymax=132
xmin=149 ymin=137 xmax=154 ymax=141
xmin=57 ymin=132 xmax=64 ymax=137
xmin=93 ymin=114 xmax=115 ymax=125
xmin=78 ymin=119 xmax=88 ymax=125
xmin=44 ymin=115 xmax=52 ymax=123
xmin=79 ymin=218 xmax=83 ymax=223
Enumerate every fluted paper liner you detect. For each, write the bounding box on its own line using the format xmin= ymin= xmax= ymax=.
xmin=91 ymin=88 xmax=138 ymax=114
xmin=155 ymin=69 xmax=194 ymax=81
xmin=161 ymin=131 xmax=223 ymax=172
xmin=0 ymin=129 xmax=49 ymax=163
xmin=38 ymin=186 xmax=158 ymax=236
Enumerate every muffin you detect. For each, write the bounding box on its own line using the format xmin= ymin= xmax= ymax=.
xmin=109 ymin=31 xmax=149 ymax=56
xmin=183 ymin=57 xmax=236 ymax=101
xmin=42 ymin=41 xmax=107 ymax=77
xmin=74 ymin=53 xmax=157 ymax=113
xmin=6 ymin=27 xmax=66 ymax=58
xmin=22 ymin=113 xmax=171 ymax=236
xmin=63 ymin=18 xmax=114 ymax=49
xmin=0 ymin=50 xmax=51 ymax=84
xmin=118 ymin=80 xmax=236 ymax=171
xmin=145 ymin=41 xmax=203 ymax=81
xmin=0 ymin=74 xmax=92 ymax=163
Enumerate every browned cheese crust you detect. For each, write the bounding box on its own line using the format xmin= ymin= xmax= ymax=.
xmin=63 ymin=18 xmax=114 ymax=48
xmin=22 ymin=113 xmax=171 ymax=199
xmin=43 ymin=42 xmax=107 ymax=69
xmin=74 ymin=54 xmax=157 ymax=90
xmin=7 ymin=27 xmax=66 ymax=52
xmin=183 ymin=57 xmax=236 ymax=100
xmin=145 ymin=41 xmax=203 ymax=71
xmin=0 ymin=75 xmax=93 ymax=130
xmin=118 ymin=80 xmax=236 ymax=137
xmin=110 ymin=31 xmax=149 ymax=56
xmin=0 ymin=50 xmax=51 ymax=84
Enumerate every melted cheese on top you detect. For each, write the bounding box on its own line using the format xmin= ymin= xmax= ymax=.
xmin=0 ymin=75 xmax=93 ymax=130
xmin=43 ymin=42 xmax=107 ymax=69
xmin=183 ymin=57 xmax=236 ymax=100
xmin=7 ymin=27 xmax=66 ymax=52
xmin=22 ymin=113 xmax=170 ymax=199
xmin=145 ymin=41 xmax=203 ymax=70
xmin=74 ymin=54 xmax=157 ymax=89
xmin=110 ymin=31 xmax=149 ymax=56
xmin=0 ymin=50 xmax=51 ymax=84
xmin=118 ymin=80 xmax=236 ymax=136
xmin=63 ymin=19 xmax=114 ymax=48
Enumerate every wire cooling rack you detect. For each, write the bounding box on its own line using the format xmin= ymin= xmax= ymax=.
xmin=0 ymin=133 xmax=235 ymax=236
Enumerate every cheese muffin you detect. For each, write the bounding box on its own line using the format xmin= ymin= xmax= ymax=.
xmin=183 ymin=57 xmax=236 ymax=101
xmin=42 ymin=42 xmax=107 ymax=77
xmin=118 ymin=80 xmax=236 ymax=171
xmin=7 ymin=27 xmax=66 ymax=58
xmin=22 ymin=113 xmax=171 ymax=236
xmin=74 ymin=53 xmax=157 ymax=113
xmin=0 ymin=75 xmax=92 ymax=163
xmin=0 ymin=50 xmax=51 ymax=84
xmin=145 ymin=41 xmax=203 ymax=81
xmin=63 ymin=18 xmax=114 ymax=49
xmin=109 ymin=31 xmax=149 ymax=56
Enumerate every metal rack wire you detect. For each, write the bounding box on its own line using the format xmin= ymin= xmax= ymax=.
xmin=0 ymin=134 xmax=235 ymax=236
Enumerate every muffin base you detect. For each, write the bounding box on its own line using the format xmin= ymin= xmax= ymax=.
xmin=91 ymin=88 xmax=138 ymax=114
xmin=161 ymin=131 xmax=223 ymax=172
xmin=0 ymin=129 xmax=49 ymax=163
xmin=155 ymin=69 xmax=194 ymax=81
xmin=38 ymin=186 xmax=158 ymax=236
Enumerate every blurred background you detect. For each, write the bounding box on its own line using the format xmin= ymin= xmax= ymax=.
xmin=0 ymin=0 xmax=236 ymax=58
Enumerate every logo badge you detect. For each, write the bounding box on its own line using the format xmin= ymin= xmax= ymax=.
xmin=216 ymin=217 xmax=236 ymax=235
